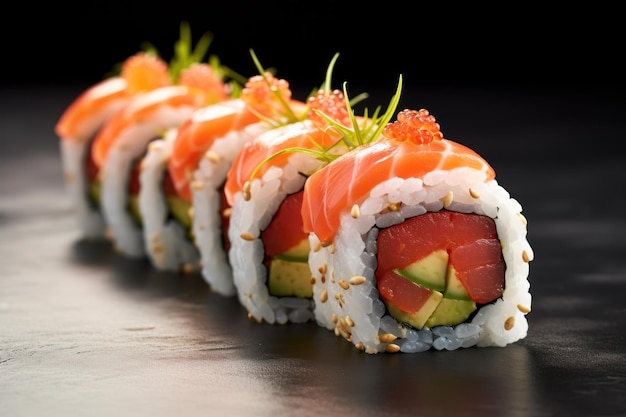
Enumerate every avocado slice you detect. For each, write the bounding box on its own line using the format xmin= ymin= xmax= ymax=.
xmin=267 ymin=238 xmax=312 ymax=297
xmin=445 ymin=265 xmax=472 ymax=300
xmin=424 ymin=298 xmax=476 ymax=328
xmin=268 ymin=257 xmax=313 ymax=298
xmin=394 ymin=249 xmax=448 ymax=292
xmin=166 ymin=195 xmax=192 ymax=231
xmin=128 ymin=194 xmax=143 ymax=225
xmin=88 ymin=179 xmax=101 ymax=208
xmin=384 ymin=250 xmax=475 ymax=329
xmin=385 ymin=288 xmax=444 ymax=330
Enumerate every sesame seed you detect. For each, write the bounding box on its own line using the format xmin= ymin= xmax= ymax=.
xmin=355 ymin=342 xmax=365 ymax=351
xmin=346 ymin=316 xmax=355 ymax=327
xmin=310 ymin=277 xmax=316 ymax=285
xmin=442 ymin=190 xmax=454 ymax=208
xmin=351 ymin=204 xmax=360 ymax=219
xmin=338 ymin=325 xmax=351 ymax=341
xmin=517 ymin=212 xmax=528 ymax=225
xmin=339 ymin=317 xmax=348 ymax=329
xmin=331 ymin=313 xmax=338 ymax=323
xmin=222 ymin=208 xmax=232 ymax=218
xmin=385 ymin=344 xmax=401 ymax=353
xmin=349 ymin=275 xmax=366 ymax=285
xmin=240 ymin=232 xmax=256 ymax=241
xmin=517 ymin=304 xmax=531 ymax=314
xmin=205 ymin=150 xmax=220 ymax=163
xmin=191 ymin=180 xmax=204 ymax=190
xmin=319 ymin=289 xmax=328 ymax=303
xmin=522 ymin=250 xmax=530 ymax=263
xmin=469 ymin=187 xmax=480 ymax=198
xmin=148 ymin=141 xmax=162 ymax=151
xmin=379 ymin=333 xmax=397 ymax=343
xmin=243 ymin=181 xmax=251 ymax=201
xmin=338 ymin=280 xmax=349 ymax=290
xmin=504 ymin=316 xmax=515 ymax=330
xmin=314 ymin=241 xmax=322 ymax=252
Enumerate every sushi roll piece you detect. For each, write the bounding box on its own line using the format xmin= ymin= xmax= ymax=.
xmin=302 ymin=108 xmax=534 ymax=353
xmin=167 ymin=62 xmax=307 ymax=294
xmin=138 ymin=128 xmax=202 ymax=272
xmin=223 ymin=64 xmax=402 ymax=324
xmin=92 ymin=27 xmax=229 ymax=258
xmin=138 ymin=62 xmax=237 ymax=272
xmin=55 ymin=51 xmax=171 ymax=239
xmin=224 ymin=120 xmax=337 ymax=323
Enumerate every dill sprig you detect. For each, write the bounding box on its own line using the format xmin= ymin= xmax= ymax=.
xmin=243 ymin=73 xmax=403 ymax=194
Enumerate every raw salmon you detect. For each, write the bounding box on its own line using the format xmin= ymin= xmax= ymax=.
xmin=167 ymin=69 xmax=308 ymax=203
xmin=90 ymin=85 xmax=208 ymax=169
xmin=302 ymin=109 xmax=495 ymax=244
xmin=55 ymin=77 xmax=130 ymax=142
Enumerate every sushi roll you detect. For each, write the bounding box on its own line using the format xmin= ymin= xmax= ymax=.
xmin=54 ymin=51 xmax=171 ymax=239
xmin=223 ymin=64 xmax=402 ymax=324
xmin=302 ymin=108 xmax=534 ymax=353
xmin=138 ymin=64 xmax=237 ymax=272
xmin=167 ymin=64 xmax=307 ymax=294
xmin=91 ymin=25 xmax=229 ymax=258
xmin=224 ymin=120 xmax=337 ymax=323
xmin=93 ymin=79 xmax=215 ymax=258
xmin=138 ymin=128 xmax=202 ymax=272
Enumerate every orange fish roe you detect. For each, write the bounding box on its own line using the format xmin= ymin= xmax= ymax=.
xmin=307 ymin=89 xmax=351 ymax=137
xmin=383 ymin=108 xmax=443 ymax=144
xmin=240 ymin=72 xmax=292 ymax=117
xmin=178 ymin=63 xmax=230 ymax=104
xmin=120 ymin=52 xmax=172 ymax=94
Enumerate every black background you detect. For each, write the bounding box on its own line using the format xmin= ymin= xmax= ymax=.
xmin=3 ymin=2 xmax=624 ymax=101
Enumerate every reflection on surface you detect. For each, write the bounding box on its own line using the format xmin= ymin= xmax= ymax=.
xmin=66 ymin=230 xmax=538 ymax=417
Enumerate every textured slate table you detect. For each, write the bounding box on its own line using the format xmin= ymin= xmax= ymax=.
xmin=1 ymin=85 xmax=625 ymax=417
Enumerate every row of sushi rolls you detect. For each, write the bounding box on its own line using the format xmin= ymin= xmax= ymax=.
xmin=56 ymin=23 xmax=533 ymax=354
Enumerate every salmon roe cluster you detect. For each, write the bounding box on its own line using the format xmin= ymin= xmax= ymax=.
xmin=121 ymin=52 xmax=172 ymax=94
xmin=383 ymin=108 xmax=443 ymax=144
xmin=306 ymin=89 xmax=351 ymax=134
xmin=241 ymin=72 xmax=292 ymax=117
xmin=178 ymin=63 xmax=229 ymax=104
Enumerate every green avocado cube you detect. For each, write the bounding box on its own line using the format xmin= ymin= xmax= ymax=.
xmin=424 ymin=298 xmax=476 ymax=328
xmin=394 ymin=249 xmax=448 ymax=292
xmin=268 ymin=257 xmax=313 ymax=298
